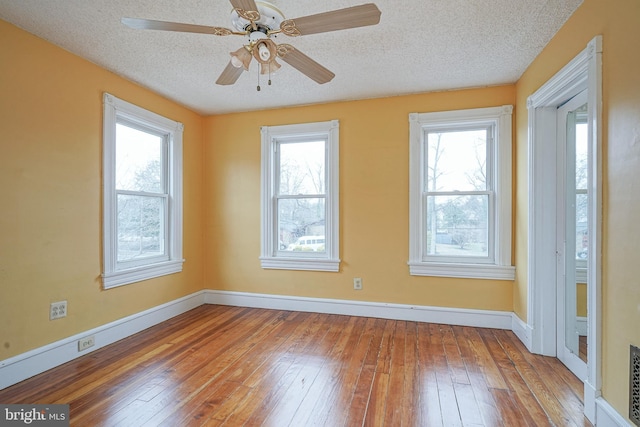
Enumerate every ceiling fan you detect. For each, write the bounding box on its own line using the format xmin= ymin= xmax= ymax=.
xmin=121 ymin=1 xmax=381 ymax=89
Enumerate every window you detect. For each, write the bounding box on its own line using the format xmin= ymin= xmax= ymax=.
xmin=408 ymin=106 xmax=514 ymax=280
xmin=260 ymin=120 xmax=340 ymax=272
xmin=102 ymin=93 xmax=183 ymax=288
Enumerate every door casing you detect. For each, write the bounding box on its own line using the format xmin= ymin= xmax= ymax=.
xmin=526 ymin=35 xmax=602 ymax=422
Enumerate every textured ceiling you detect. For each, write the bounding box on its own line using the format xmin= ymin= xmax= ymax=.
xmin=0 ymin=0 xmax=582 ymax=115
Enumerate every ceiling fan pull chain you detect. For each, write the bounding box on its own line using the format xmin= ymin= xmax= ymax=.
xmin=257 ymin=65 xmax=261 ymax=91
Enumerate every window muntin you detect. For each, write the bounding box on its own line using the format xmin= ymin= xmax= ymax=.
xmin=409 ymin=106 xmax=514 ymax=280
xmin=103 ymin=93 xmax=183 ymax=288
xmin=260 ymin=121 xmax=339 ymax=272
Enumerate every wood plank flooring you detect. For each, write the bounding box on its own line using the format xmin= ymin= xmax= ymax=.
xmin=0 ymin=305 xmax=593 ymax=426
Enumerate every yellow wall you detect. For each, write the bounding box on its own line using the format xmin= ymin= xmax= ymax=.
xmin=204 ymin=87 xmax=515 ymax=311
xmin=0 ymin=20 xmax=205 ymax=360
xmin=515 ymin=0 xmax=640 ymax=418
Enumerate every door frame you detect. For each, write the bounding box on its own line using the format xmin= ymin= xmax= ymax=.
xmin=526 ymin=36 xmax=602 ymax=422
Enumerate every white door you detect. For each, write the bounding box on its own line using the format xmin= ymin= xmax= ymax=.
xmin=556 ymin=89 xmax=588 ymax=381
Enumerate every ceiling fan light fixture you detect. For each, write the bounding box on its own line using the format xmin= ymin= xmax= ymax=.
xmin=230 ymin=46 xmax=252 ymax=70
xmin=230 ymin=55 xmax=243 ymax=68
xmin=252 ymin=39 xmax=277 ymax=64
xmin=258 ymin=43 xmax=271 ymax=61
xmin=260 ymin=59 xmax=281 ymax=75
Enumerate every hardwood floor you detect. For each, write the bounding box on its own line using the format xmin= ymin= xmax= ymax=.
xmin=0 ymin=305 xmax=593 ymax=426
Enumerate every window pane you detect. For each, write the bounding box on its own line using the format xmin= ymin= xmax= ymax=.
xmin=425 ymin=194 xmax=488 ymax=257
xmin=117 ymin=194 xmax=165 ymax=261
xmin=116 ymin=123 xmax=164 ymax=192
xmin=426 ymin=129 xmax=487 ymax=192
xmin=576 ymin=192 xmax=588 ymax=260
xmin=277 ymin=197 xmax=325 ymax=252
xmin=278 ymin=140 xmax=325 ymax=195
xmin=576 ymin=122 xmax=588 ymax=189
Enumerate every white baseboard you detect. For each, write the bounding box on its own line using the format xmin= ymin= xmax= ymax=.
xmin=0 ymin=291 xmax=205 ymax=390
xmin=511 ymin=312 xmax=533 ymax=351
xmin=584 ymin=380 xmax=598 ymax=423
xmin=595 ymin=396 xmax=633 ymax=427
xmin=204 ymin=290 xmax=513 ymax=330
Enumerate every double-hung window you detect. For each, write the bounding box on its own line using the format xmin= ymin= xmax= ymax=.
xmin=408 ymin=106 xmax=514 ymax=280
xmin=102 ymin=93 xmax=184 ymax=288
xmin=260 ymin=120 xmax=340 ymax=272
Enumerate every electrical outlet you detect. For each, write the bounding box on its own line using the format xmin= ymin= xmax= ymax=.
xmin=78 ymin=335 xmax=95 ymax=352
xmin=50 ymin=301 xmax=67 ymax=320
xmin=353 ymin=277 xmax=363 ymax=290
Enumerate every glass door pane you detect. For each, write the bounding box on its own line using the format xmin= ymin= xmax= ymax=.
xmin=566 ymin=102 xmax=589 ymax=361
xmin=557 ymin=89 xmax=588 ymax=381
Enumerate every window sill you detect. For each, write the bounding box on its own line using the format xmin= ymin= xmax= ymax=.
xmin=103 ymin=259 xmax=184 ymax=289
xmin=260 ymin=257 xmax=340 ymax=272
xmin=408 ymin=262 xmax=515 ymax=280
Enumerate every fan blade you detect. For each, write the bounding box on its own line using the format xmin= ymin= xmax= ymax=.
xmin=229 ymin=0 xmax=258 ymax=13
xmin=280 ymin=3 xmax=381 ymax=36
xmin=229 ymin=0 xmax=261 ymax=22
xmin=122 ymin=18 xmax=238 ymax=36
xmin=216 ymin=61 xmax=245 ymax=85
xmin=276 ymin=44 xmax=335 ymax=84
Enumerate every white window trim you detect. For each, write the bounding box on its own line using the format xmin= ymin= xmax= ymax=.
xmin=102 ymin=93 xmax=184 ymax=289
xmin=408 ymin=105 xmax=514 ymax=280
xmin=260 ymin=120 xmax=340 ymax=272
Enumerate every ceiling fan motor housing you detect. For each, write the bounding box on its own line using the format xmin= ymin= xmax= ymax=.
xmin=230 ymin=1 xmax=285 ymax=33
